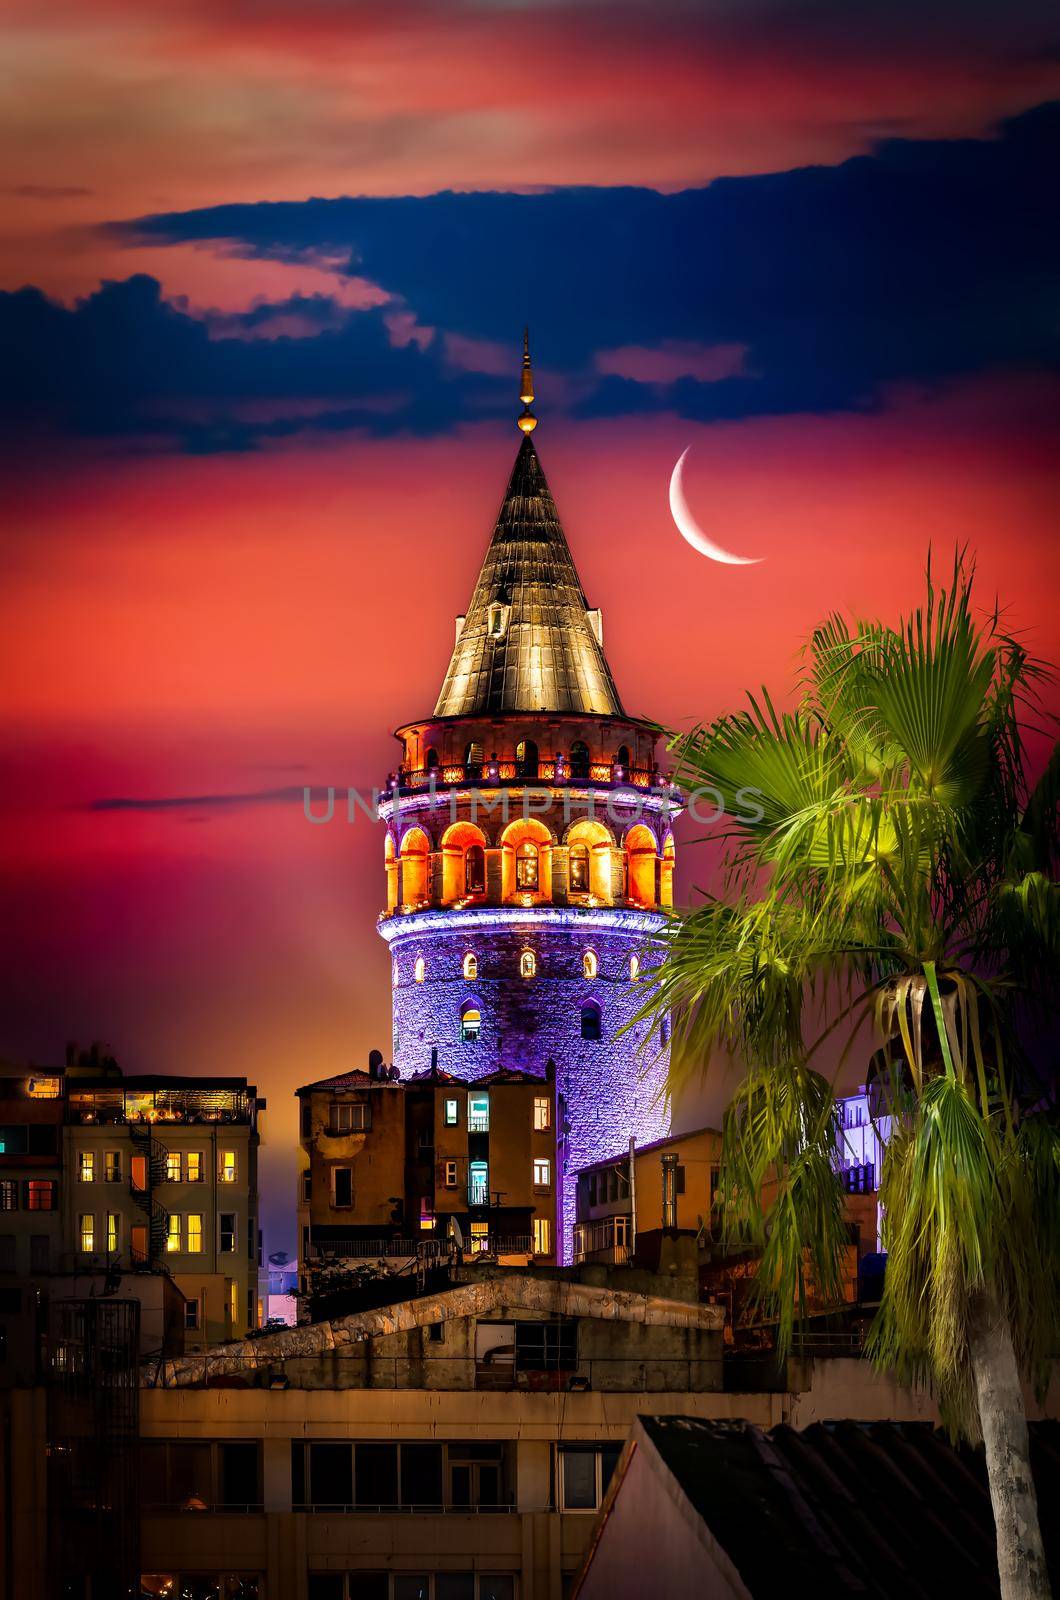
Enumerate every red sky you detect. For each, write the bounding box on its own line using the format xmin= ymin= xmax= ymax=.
xmin=2 ymin=0 xmax=1058 ymax=1247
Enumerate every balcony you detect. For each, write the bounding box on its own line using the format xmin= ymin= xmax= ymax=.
xmin=573 ymin=1216 xmax=632 ymax=1266
xmin=385 ymin=761 xmax=665 ymax=796
xmin=67 ymin=1088 xmax=255 ymax=1127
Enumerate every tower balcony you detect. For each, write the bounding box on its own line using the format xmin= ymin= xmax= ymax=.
xmin=383 ymin=755 xmax=668 ymax=797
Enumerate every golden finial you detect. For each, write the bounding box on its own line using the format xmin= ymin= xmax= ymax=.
xmin=517 ymin=326 xmax=537 ymax=432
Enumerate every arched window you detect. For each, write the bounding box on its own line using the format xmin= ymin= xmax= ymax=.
xmin=583 ymin=949 xmax=598 ymax=980
xmin=617 ymin=744 xmax=631 ymax=768
xmin=569 ymin=740 xmax=590 ymax=781
xmin=414 ymin=956 xmax=426 ymax=983
xmin=520 ymin=949 xmax=537 ymax=979
xmin=569 ymin=842 xmax=590 ymax=894
xmin=426 ymin=747 xmax=439 ymax=770
xmin=464 ymin=741 xmax=484 ymax=778
xmin=629 ymin=955 xmax=639 ymax=981
xmin=516 ymin=840 xmax=539 ymax=892
xmin=465 ymin=844 xmax=486 ymax=895
xmin=463 ymin=952 xmax=478 ymax=980
xmin=392 ymin=961 xmax=399 ymax=989
xmin=516 ymin=739 xmax=539 ymax=778
xmin=581 ymin=1000 xmax=602 ymax=1041
xmin=461 ymin=1004 xmax=481 ymax=1042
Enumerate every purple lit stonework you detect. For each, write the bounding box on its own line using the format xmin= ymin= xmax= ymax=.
xmin=378 ymin=381 xmax=676 ymax=1261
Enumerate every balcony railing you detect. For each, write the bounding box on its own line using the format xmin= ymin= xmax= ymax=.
xmin=307 ymin=1237 xmax=446 ymax=1261
xmin=572 ymin=1217 xmax=632 ymax=1266
xmin=67 ymin=1089 xmax=254 ymax=1127
xmin=385 ymin=762 xmax=664 ymax=796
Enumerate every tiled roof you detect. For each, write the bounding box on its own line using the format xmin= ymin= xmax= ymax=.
xmin=433 ymin=433 xmax=623 ymax=718
xmin=624 ymin=1416 xmax=1060 ymax=1598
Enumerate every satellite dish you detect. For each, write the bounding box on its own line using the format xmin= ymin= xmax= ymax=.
xmin=448 ymin=1216 xmax=465 ymax=1249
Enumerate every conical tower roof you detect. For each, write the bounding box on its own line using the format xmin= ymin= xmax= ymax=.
xmin=433 ymin=425 xmax=624 ymax=719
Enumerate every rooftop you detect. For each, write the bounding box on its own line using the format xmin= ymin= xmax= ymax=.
xmin=584 ymin=1416 xmax=1060 ymax=1598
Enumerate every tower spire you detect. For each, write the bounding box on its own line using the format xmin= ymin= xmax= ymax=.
xmin=517 ymin=326 xmax=537 ymax=433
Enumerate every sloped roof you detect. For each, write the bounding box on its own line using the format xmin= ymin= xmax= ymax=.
xmin=433 ymin=433 xmax=624 ymax=719
xmin=592 ymin=1416 xmax=1060 ymax=1598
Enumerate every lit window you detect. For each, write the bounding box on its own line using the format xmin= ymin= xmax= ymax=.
xmin=220 ymin=1214 xmax=236 ymax=1252
xmin=165 ymin=1152 xmax=181 ymax=1183
xmin=461 ymin=1006 xmax=482 ymax=1042
xmin=533 ymin=1097 xmax=551 ymax=1131
xmin=467 ymin=1093 xmax=489 ymax=1132
xmin=533 ymin=1217 xmax=552 ymax=1256
xmin=520 ymin=949 xmax=537 ymax=979
xmin=570 ymin=845 xmax=591 ymax=893
xmin=78 ymin=1151 xmax=95 ymax=1183
xmin=219 ymin=1151 xmax=237 ymax=1184
xmin=187 ymin=1214 xmax=204 ymax=1253
xmin=26 ymin=1076 xmax=61 ymax=1099
xmin=463 ymin=952 xmax=478 ymax=980
xmin=230 ymin=1281 xmax=238 ymax=1327
xmin=79 ymin=1213 xmax=94 ymax=1253
xmin=107 ymin=1212 xmax=119 ymax=1254
xmin=465 ymin=846 xmax=486 ymax=895
xmin=465 ymin=741 xmax=485 ymax=771
xmin=629 ymin=955 xmax=639 ymax=980
xmin=581 ymin=1000 xmax=602 ymax=1042
xmin=420 ymin=1197 xmax=435 ymax=1232
xmin=104 ymin=1150 xmax=122 ymax=1182
xmin=0 ymin=1181 xmax=16 ymax=1211
xmin=516 ymin=841 xmax=540 ymax=891
xmin=27 ymin=1180 xmax=55 ymax=1211
xmin=443 ymin=1098 xmax=459 ymax=1127
xmin=468 ymin=1162 xmax=489 ymax=1207
xmin=469 ymin=1221 xmax=490 ymax=1253
xmin=166 ymin=1215 xmax=182 ymax=1252
xmin=444 ymin=1160 xmax=458 ymax=1188
xmin=392 ymin=961 xmax=399 ymax=989
xmin=414 ymin=956 xmax=426 ymax=983
xmin=186 ymin=1151 xmax=203 ymax=1183
xmin=582 ymin=949 xmax=597 ymax=979
xmin=533 ymin=1158 xmax=551 ymax=1189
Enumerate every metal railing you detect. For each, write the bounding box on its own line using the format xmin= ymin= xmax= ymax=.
xmin=292 ymin=1502 xmax=516 ymax=1515
xmin=386 ymin=762 xmax=662 ymax=794
xmin=307 ymin=1238 xmax=445 ymax=1261
xmin=306 ymin=1235 xmax=535 ymax=1262
xmin=572 ymin=1219 xmax=632 ymax=1265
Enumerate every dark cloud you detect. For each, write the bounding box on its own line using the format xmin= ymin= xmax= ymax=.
xmin=3 ymin=102 xmax=1057 ymax=452
xmin=87 ymin=786 xmax=331 ymax=813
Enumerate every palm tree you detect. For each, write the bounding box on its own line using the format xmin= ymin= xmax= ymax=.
xmin=639 ymin=558 xmax=1058 ymax=1599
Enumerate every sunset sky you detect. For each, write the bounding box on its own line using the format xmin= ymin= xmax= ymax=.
xmin=2 ymin=0 xmax=1058 ymax=1248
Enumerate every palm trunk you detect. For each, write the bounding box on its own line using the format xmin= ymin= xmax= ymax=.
xmin=967 ymin=1291 xmax=1050 ymax=1599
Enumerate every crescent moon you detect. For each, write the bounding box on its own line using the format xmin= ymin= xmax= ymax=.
xmin=669 ymin=446 xmax=762 ymax=566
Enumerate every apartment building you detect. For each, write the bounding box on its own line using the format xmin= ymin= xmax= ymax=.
xmin=64 ymin=1069 xmax=265 ymax=1347
xmin=572 ymin=1126 xmax=723 ymax=1265
xmin=296 ymin=1058 xmax=559 ymax=1295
